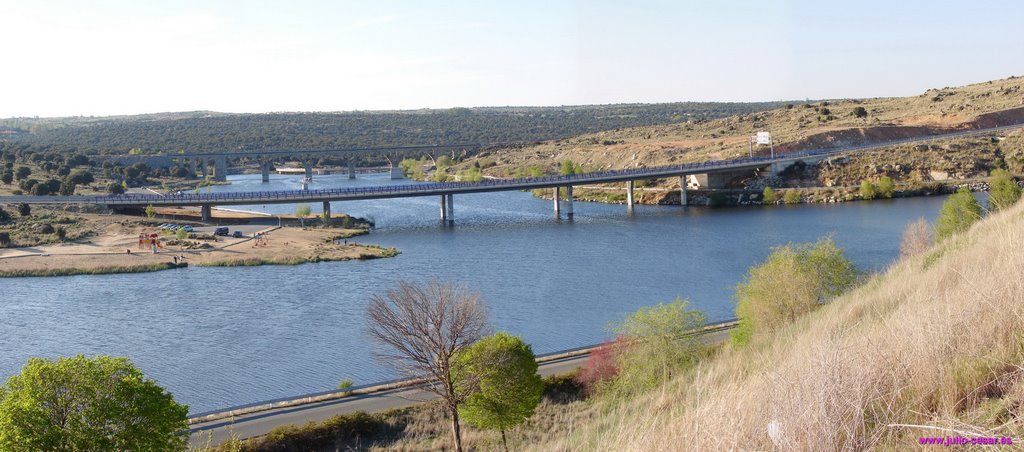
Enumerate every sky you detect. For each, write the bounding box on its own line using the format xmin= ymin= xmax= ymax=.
xmin=1 ymin=0 xmax=1022 ymax=117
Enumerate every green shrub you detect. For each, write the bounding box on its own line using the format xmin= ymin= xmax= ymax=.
xmin=398 ymin=158 xmax=418 ymax=176
xmin=606 ymin=298 xmax=706 ymax=398
xmin=762 ymin=186 xmax=778 ymax=205
xmin=783 ymin=190 xmax=801 ymax=204
xmin=733 ymin=238 xmax=857 ymax=345
xmin=877 ymin=176 xmax=895 ymax=198
xmin=560 ymin=159 xmax=577 ymax=175
xmin=295 ymin=204 xmax=311 ymax=227
xmin=859 ymin=180 xmax=877 ymax=200
xmin=935 ymin=187 xmax=982 ymax=242
xmin=459 ymin=167 xmax=483 ymax=182
xmin=987 ymin=168 xmax=1021 ymax=212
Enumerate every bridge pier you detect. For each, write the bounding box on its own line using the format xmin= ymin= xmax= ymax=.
xmin=304 ymin=160 xmax=313 ymax=181
xmin=348 ymin=160 xmax=356 ymax=179
xmin=199 ymin=159 xmax=208 ymax=179
xmin=322 ymin=201 xmax=330 ymax=222
xmin=553 ymin=186 xmax=560 ymax=218
xmin=440 ymin=195 xmax=448 ymax=225
xmin=565 ymin=185 xmax=574 ymax=219
xmin=680 ymin=176 xmax=687 ymax=207
xmin=200 ymin=205 xmax=212 ymax=222
xmin=446 ymin=194 xmax=454 ymax=226
xmin=390 ymin=166 xmax=404 ymax=179
xmin=260 ymin=160 xmax=270 ymax=183
xmin=626 ymin=180 xmax=635 ymax=213
xmin=213 ymin=155 xmax=228 ymax=182
xmin=192 ymin=159 xmax=200 ymax=178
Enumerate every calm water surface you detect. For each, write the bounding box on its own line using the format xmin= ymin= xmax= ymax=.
xmin=0 ymin=173 xmax=954 ymax=412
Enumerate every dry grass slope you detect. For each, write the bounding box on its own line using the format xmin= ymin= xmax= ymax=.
xmin=546 ymin=199 xmax=1024 ymax=450
xmin=457 ymin=76 xmax=1024 ymax=179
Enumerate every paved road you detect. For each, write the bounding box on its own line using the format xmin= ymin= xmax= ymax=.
xmin=187 ymin=328 xmax=733 ymax=447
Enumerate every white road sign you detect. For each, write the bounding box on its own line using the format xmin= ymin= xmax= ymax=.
xmin=756 ymin=131 xmax=771 ymax=145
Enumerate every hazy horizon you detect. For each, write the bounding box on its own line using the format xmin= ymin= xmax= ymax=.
xmin=2 ymin=0 xmax=1022 ymax=118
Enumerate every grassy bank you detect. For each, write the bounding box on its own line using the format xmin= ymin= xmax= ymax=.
xmin=324 ymin=229 xmax=371 ymax=241
xmin=197 ymin=246 xmax=399 ymax=267
xmin=0 ymin=261 xmax=186 ymax=277
xmin=554 ymin=195 xmax=1024 ymax=450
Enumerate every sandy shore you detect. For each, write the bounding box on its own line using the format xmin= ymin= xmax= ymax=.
xmin=0 ymin=224 xmax=396 ymax=277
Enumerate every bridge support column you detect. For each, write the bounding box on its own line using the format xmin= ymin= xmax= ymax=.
xmin=565 ymin=185 xmax=574 ymax=219
xmin=680 ymin=176 xmax=687 ymax=207
xmin=322 ymin=201 xmax=331 ymax=222
xmin=626 ymin=180 xmax=635 ymax=213
xmin=553 ymin=186 xmax=560 ymax=218
xmin=440 ymin=195 xmax=448 ymax=224
xmin=192 ymin=159 xmax=199 ymax=178
xmin=348 ymin=160 xmax=356 ymax=179
xmin=390 ymin=166 xmax=404 ymax=179
xmin=304 ymin=160 xmax=313 ymax=181
xmin=199 ymin=159 xmax=207 ymax=179
xmin=260 ymin=160 xmax=270 ymax=183
xmin=200 ymin=205 xmax=212 ymax=222
xmin=445 ymin=194 xmax=454 ymax=226
xmin=213 ymin=155 xmax=228 ymax=182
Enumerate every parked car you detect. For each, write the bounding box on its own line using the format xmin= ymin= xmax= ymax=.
xmin=214 ymin=227 xmax=229 ymax=236
xmin=232 ymin=231 xmax=244 ymax=238
xmin=182 ymin=225 xmax=194 ymax=232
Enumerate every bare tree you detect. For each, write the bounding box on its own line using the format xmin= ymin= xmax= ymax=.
xmin=899 ymin=217 xmax=933 ymax=260
xmin=367 ymin=281 xmax=488 ymax=452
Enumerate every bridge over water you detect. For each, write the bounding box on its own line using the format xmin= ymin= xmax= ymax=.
xmin=7 ymin=124 xmax=1022 ymax=224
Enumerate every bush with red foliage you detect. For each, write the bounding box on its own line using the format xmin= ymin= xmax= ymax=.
xmin=573 ymin=337 xmax=629 ymax=395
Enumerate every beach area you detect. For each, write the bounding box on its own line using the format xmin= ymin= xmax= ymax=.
xmin=0 ymin=209 xmax=396 ymax=277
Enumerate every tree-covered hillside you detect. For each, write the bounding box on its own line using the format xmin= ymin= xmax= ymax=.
xmin=0 ymin=102 xmax=790 ymax=154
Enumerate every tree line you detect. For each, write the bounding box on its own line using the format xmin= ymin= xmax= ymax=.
xmin=0 ymin=102 xmax=789 ymax=154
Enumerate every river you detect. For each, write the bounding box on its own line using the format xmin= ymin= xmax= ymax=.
xmin=0 ymin=172 xmax=957 ymax=413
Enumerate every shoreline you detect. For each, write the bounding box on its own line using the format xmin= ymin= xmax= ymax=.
xmin=0 ymin=246 xmax=400 ymax=278
xmin=537 ymin=179 xmax=990 ymax=207
xmin=0 ymin=215 xmax=398 ymax=277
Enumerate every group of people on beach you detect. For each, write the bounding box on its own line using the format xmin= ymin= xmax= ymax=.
xmin=128 ymin=233 xmax=162 ymax=255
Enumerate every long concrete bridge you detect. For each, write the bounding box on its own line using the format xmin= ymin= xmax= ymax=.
xmin=98 ymin=144 xmax=479 ymax=183
xmin=7 ymin=124 xmax=1022 ymax=224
